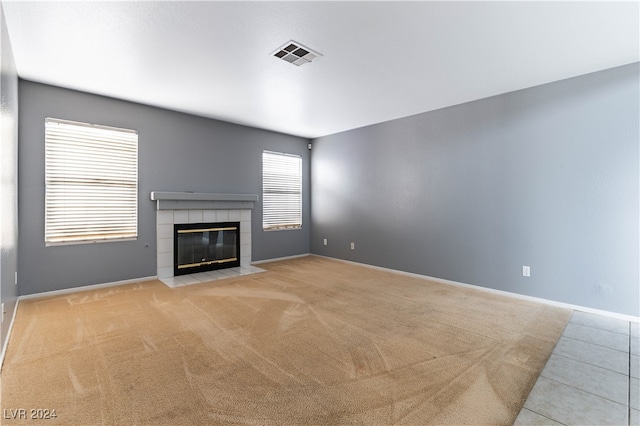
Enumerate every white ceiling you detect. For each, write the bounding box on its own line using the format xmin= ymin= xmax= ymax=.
xmin=2 ymin=1 xmax=638 ymax=139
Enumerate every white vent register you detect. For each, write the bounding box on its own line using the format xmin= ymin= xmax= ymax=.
xmin=271 ymin=40 xmax=321 ymax=66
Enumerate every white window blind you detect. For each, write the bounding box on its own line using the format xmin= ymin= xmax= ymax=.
xmin=45 ymin=118 xmax=138 ymax=245
xmin=262 ymin=150 xmax=302 ymax=230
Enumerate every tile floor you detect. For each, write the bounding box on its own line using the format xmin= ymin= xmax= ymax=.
xmin=515 ymin=311 xmax=639 ymax=425
xmin=159 ymin=265 xmax=266 ymax=288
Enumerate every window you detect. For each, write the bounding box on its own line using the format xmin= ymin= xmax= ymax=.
xmin=262 ymin=150 xmax=302 ymax=230
xmin=45 ymin=118 xmax=138 ymax=245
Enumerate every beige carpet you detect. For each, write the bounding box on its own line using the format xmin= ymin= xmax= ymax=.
xmin=1 ymin=256 xmax=570 ymax=425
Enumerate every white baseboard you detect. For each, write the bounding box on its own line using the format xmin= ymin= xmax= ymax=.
xmin=0 ymin=297 xmax=20 ymax=372
xmin=314 ymin=255 xmax=640 ymax=323
xmin=19 ymin=275 xmax=158 ymax=301
xmin=252 ymin=253 xmax=310 ymax=265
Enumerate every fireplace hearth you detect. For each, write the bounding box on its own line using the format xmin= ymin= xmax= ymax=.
xmin=174 ymin=222 xmax=240 ymax=276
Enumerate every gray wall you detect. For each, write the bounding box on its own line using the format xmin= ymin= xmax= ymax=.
xmin=0 ymin=5 xmax=19 ymax=354
xmin=311 ymin=63 xmax=639 ymax=317
xmin=18 ymin=81 xmax=310 ymax=295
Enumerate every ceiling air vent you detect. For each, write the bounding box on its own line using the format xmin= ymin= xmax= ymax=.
xmin=272 ymin=40 xmax=321 ymax=66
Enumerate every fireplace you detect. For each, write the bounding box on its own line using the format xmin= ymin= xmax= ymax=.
xmin=174 ymin=222 xmax=240 ymax=276
xmin=151 ymin=191 xmax=258 ymax=282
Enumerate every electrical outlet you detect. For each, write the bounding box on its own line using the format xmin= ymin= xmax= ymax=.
xmin=15 ymin=271 xmax=17 ymax=285
xmin=323 ymin=238 xmax=327 ymax=246
xmin=350 ymin=242 xmax=355 ymax=250
xmin=1 ymin=303 xmax=4 ymax=323
xmin=522 ymin=266 xmax=531 ymax=277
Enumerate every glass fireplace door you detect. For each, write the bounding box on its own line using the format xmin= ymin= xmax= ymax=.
xmin=174 ymin=222 xmax=240 ymax=275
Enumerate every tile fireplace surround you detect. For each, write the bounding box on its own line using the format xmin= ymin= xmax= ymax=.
xmin=151 ymin=192 xmax=259 ymax=284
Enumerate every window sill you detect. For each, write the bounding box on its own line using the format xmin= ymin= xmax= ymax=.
xmin=45 ymin=237 xmax=138 ymax=247
xmin=263 ymin=227 xmax=302 ymax=232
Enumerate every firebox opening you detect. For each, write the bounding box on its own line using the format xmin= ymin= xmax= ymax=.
xmin=174 ymin=222 xmax=240 ymax=276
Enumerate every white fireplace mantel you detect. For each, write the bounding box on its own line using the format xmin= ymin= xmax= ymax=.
xmin=150 ymin=191 xmax=258 ymax=210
